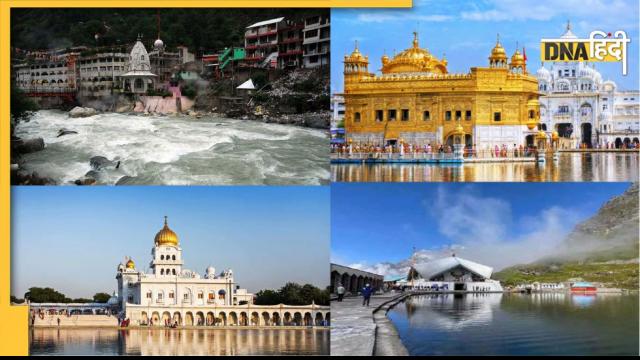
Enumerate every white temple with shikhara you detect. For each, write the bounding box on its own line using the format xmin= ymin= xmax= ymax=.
xmin=407 ymin=255 xmax=503 ymax=292
xmin=121 ymin=35 xmax=157 ymax=94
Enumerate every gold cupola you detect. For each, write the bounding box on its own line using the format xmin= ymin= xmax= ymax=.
xmin=344 ymin=40 xmax=370 ymax=84
xmin=509 ymin=44 xmax=527 ymax=74
xmin=126 ymin=259 xmax=135 ymax=269
xmin=381 ymin=32 xmax=448 ymax=75
xmin=489 ymin=34 xmax=508 ymax=67
xmin=154 ymin=216 xmax=179 ymax=247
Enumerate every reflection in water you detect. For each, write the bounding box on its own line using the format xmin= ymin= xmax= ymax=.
xmin=30 ymin=328 xmax=329 ymax=356
xmin=388 ymin=293 xmax=639 ymax=355
xmin=332 ymin=153 xmax=639 ymax=182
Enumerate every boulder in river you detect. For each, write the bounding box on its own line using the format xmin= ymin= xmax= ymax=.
xmin=57 ymin=128 xmax=78 ymax=137
xmin=69 ymin=106 xmax=98 ymax=118
xmin=16 ymin=138 xmax=45 ymax=154
xmin=89 ymin=156 xmax=115 ymax=170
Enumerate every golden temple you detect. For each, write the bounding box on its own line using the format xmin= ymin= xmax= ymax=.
xmin=342 ymin=33 xmax=541 ymax=148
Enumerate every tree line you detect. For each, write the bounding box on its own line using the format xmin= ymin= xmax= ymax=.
xmin=11 ymin=8 xmax=327 ymax=53
xmin=254 ymin=283 xmax=329 ymax=306
xmin=11 ymin=287 xmax=111 ymax=304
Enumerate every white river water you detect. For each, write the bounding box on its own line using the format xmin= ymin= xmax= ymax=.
xmin=15 ymin=110 xmax=329 ymax=185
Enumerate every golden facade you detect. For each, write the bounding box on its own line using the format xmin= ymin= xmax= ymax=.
xmin=342 ymin=33 xmax=542 ymax=148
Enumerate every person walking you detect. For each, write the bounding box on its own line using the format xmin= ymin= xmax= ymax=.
xmin=362 ymin=284 xmax=373 ymax=307
xmin=336 ymin=283 xmax=346 ymax=302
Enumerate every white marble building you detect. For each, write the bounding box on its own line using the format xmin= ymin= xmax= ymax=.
xmin=536 ymin=22 xmax=640 ymax=148
xmin=116 ymin=217 xmax=329 ymax=327
xmin=408 ymin=255 xmax=503 ymax=292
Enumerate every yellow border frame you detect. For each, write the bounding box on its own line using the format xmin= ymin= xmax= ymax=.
xmin=0 ymin=0 xmax=410 ymax=356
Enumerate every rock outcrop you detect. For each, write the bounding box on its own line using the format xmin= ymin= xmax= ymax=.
xmin=69 ymin=106 xmax=98 ymax=118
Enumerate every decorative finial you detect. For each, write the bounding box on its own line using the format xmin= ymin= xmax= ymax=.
xmin=496 ymin=33 xmax=501 ymax=45
xmin=412 ymin=31 xmax=419 ymax=48
xmin=566 ymin=19 xmax=571 ymax=31
xmin=354 ymin=39 xmax=359 ymax=50
xmin=164 ymin=215 xmax=168 ymax=226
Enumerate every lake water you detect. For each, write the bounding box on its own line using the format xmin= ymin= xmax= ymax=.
xmin=29 ymin=328 xmax=329 ymax=355
xmin=15 ymin=110 xmax=329 ymax=185
xmin=388 ymin=293 xmax=639 ymax=356
xmin=331 ymin=153 xmax=639 ymax=182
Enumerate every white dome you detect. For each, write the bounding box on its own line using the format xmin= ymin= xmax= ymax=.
xmin=154 ymin=39 xmax=164 ymax=49
xmin=205 ymin=266 xmax=216 ymax=278
xmin=536 ymin=66 xmax=551 ymax=81
xmin=107 ymin=292 xmax=119 ymax=306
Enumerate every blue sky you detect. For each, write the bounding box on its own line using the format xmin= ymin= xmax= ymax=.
xmin=11 ymin=186 xmax=329 ymax=298
xmin=331 ymin=182 xmax=632 ymax=272
xmin=331 ymin=0 xmax=639 ymax=92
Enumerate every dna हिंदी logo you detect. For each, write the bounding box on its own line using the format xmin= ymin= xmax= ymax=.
xmin=540 ymin=30 xmax=631 ymax=75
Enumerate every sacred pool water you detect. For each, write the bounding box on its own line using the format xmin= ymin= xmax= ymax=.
xmin=29 ymin=328 xmax=329 ymax=355
xmin=331 ymin=152 xmax=639 ymax=182
xmin=387 ymin=293 xmax=639 ymax=356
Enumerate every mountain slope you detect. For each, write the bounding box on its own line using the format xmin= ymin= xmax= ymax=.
xmin=495 ymin=183 xmax=639 ymax=289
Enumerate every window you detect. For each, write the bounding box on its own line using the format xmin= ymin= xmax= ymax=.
xmin=388 ymin=109 xmax=397 ymax=121
xmin=423 ymin=111 xmax=430 ymax=121
xmin=160 ymin=269 xmax=165 ymax=275
xmin=445 ymin=111 xmax=452 ymax=121
xmin=465 ymin=110 xmax=472 ymax=121
xmin=172 ymin=269 xmax=176 ymax=275
xmin=161 ymin=255 xmax=164 ymax=260
xmin=354 ymin=112 xmax=361 ymax=122
xmin=157 ymin=293 xmax=163 ymax=300
xmin=529 ymin=110 xmax=535 ymax=119
xmin=208 ymin=292 xmax=215 ymax=300
xmin=183 ymin=293 xmax=189 ymax=300
xmin=401 ymin=109 xmax=410 ymax=121
xmin=169 ymin=291 xmax=174 ymax=299
xmin=455 ymin=111 xmax=462 ymax=121
xmin=494 ymin=112 xmax=501 ymax=122
xmin=198 ymin=292 xmax=204 ymax=299
xmin=146 ymin=292 xmax=152 ymax=299
xmin=128 ymin=295 xmax=133 ymax=303
xmin=172 ymin=255 xmax=176 ymax=260
xmin=375 ymin=110 xmax=384 ymax=122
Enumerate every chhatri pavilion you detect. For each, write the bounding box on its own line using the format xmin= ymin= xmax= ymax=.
xmin=342 ymin=32 xmax=543 ymax=149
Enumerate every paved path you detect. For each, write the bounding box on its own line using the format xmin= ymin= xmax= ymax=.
xmin=330 ymin=293 xmax=401 ymax=356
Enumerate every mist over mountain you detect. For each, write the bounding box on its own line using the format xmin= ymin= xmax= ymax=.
xmin=348 ymin=184 xmax=638 ymax=288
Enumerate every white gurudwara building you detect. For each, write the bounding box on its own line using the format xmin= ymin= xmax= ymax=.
xmin=408 ymin=255 xmax=503 ymax=292
xmin=535 ymin=22 xmax=640 ymax=149
xmin=114 ymin=217 xmax=329 ymax=327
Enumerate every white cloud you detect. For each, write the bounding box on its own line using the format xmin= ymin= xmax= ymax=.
xmin=349 ymin=187 xmax=584 ymax=278
xmin=355 ymin=13 xmax=454 ymax=24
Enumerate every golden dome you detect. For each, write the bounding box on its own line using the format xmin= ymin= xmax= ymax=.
xmin=345 ymin=40 xmax=367 ymax=63
xmin=489 ymin=34 xmax=508 ymax=63
xmin=154 ymin=216 xmax=179 ymax=247
xmin=126 ymin=259 xmax=135 ymax=269
xmin=536 ymin=130 xmax=547 ymax=141
xmin=552 ymin=131 xmax=559 ymax=140
xmin=526 ymin=119 xmax=538 ymax=130
xmin=510 ymin=48 xmax=525 ymax=67
xmin=381 ymin=32 xmax=448 ymax=75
